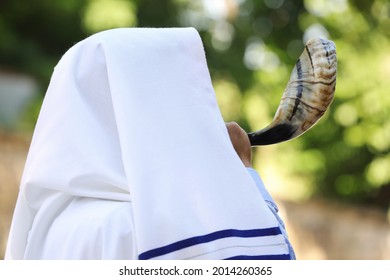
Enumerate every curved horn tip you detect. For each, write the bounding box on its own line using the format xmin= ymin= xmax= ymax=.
xmin=248 ymin=123 xmax=298 ymax=146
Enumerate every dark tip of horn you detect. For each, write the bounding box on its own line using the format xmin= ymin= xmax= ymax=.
xmin=248 ymin=123 xmax=297 ymax=146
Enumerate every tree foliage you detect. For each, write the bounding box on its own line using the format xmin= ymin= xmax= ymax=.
xmin=0 ymin=0 xmax=389 ymax=209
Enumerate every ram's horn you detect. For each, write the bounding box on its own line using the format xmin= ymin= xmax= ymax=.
xmin=247 ymin=38 xmax=337 ymax=146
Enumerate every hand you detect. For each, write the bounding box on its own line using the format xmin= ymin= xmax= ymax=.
xmin=226 ymin=122 xmax=252 ymax=167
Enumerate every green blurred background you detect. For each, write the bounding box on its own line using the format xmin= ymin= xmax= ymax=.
xmin=0 ymin=0 xmax=389 ymax=259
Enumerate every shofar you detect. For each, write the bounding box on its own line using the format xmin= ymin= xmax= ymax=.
xmin=248 ymin=38 xmax=337 ymax=146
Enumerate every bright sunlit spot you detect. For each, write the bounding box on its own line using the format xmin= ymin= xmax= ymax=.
xmin=303 ymin=23 xmax=329 ymax=43
xmin=83 ymin=0 xmax=137 ymax=33
xmin=244 ymin=38 xmax=280 ymax=71
xmin=304 ymin=0 xmax=348 ymax=17
xmin=211 ymin=20 xmax=235 ymax=51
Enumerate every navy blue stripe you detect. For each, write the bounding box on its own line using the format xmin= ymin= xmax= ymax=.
xmin=225 ymin=254 xmax=291 ymax=260
xmin=138 ymin=227 xmax=282 ymax=260
xmin=289 ymin=58 xmax=303 ymax=121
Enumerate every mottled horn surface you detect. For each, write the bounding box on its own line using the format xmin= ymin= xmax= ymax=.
xmin=248 ymin=37 xmax=337 ymax=146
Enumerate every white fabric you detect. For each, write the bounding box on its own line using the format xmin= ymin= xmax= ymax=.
xmin=5 ymin=28 xmax=290 ymax=260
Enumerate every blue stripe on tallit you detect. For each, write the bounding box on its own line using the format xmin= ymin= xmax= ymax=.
xmin=138 ymin=227 xmax=283 ymax=260
xmin=225 ymin=254 xmax=291 ymax=260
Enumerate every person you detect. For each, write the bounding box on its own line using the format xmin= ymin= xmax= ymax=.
xmin=5 ymin=28 xmax=295 ymax=260
xmin=226 ymin=122 xmax=295 ymax=259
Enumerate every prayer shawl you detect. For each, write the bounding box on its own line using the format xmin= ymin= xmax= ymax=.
xmin=5 ymin=28 xmax=291 ymax=260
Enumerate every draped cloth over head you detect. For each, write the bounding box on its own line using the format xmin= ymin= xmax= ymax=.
xmin=6 ymin=28 xmax=290 ymax=260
